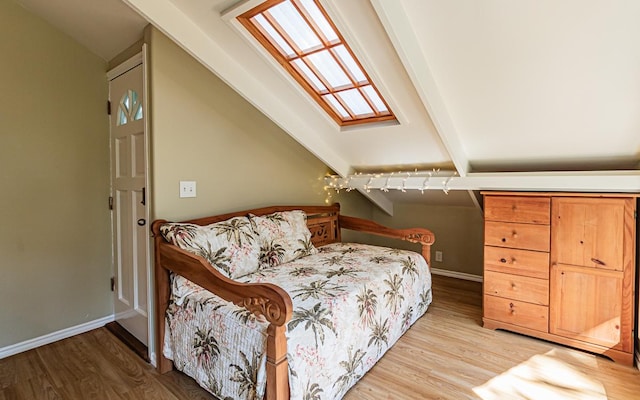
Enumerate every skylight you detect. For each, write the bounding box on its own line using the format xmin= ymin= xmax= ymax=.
xmin=238 ymin=0 xmax=396 ymax=127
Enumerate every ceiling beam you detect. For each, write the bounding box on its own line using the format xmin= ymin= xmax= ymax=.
xmin=458 ymin=171 xmax=640 ymax=193
xmin=327 ymin=170 xmax=640 ymax=193
xmin=370 ymin=0 xmax=470 ymax=177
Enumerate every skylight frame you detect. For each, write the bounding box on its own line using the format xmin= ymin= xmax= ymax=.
xmin=238 ymin=0 xmax=396 ymax=127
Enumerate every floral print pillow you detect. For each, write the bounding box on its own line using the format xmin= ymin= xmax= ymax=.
xmin=160 ymin=217 xmax=260 ymax=279
xmin=249 ymin=210 xmax=317 ymax=268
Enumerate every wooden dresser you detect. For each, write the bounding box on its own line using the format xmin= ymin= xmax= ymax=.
xmin=482 ymin=192 xmax=637 ymax=365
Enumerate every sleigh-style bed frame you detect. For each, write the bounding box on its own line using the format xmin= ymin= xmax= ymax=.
xmin=151 ymin=203 xmax=435 ymax=399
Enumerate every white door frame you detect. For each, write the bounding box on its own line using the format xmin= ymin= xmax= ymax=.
xmin=107 ymin=44 xmax=154 ymax=365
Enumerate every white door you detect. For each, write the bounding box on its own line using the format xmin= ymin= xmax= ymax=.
xmin=109 ymin=59 xmax=150 ymax=348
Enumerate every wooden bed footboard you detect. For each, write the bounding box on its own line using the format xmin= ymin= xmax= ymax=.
xmin=152 ymin=241 xmax=293 ymax=399
xmin=151 ymin=203 xmax=435 ymax=400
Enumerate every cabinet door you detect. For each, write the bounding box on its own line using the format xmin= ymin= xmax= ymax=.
xmin=551 ymin=197 xmax=625 ymax=271
xmin=550 ymin=264 xmax=630 ymax=351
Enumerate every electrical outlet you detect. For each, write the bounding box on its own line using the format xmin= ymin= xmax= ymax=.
xmin=435 ymin=251 xmax=443 ymax=262
xmin=179 ymin=181 xmax=197 ymax=198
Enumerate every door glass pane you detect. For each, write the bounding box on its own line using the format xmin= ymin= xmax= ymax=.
xmin=117 ymin=89 xmax=143 ymax=126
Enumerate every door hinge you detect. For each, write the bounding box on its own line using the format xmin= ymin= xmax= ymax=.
xmin=107 ymin=100 xmax=111 ymax=115
xmin=110 ymin=277 xmax=115 ymax=292
xmin=109 ymin=196 xmax=113 ymax=210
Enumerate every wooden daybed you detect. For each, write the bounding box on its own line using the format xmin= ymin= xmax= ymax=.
xmin=151 ymin=203 xmax=435 ymax=400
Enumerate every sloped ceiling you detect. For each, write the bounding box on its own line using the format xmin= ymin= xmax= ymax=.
xmin=13 ymin=0 xmax=147 ymax=61
xmin=15 ymin=0 xmax=640 ymax=212
xmin=376 ymin=0 xmax=640 ymax=172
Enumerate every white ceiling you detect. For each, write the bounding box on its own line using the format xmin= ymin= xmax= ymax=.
xmin=14 ymin=0 xmax=640 ymax=212
xmin=14 ymin=0 xmax=147 ymax=61
xmin=402 ymin=0 xmax=640 ymax=171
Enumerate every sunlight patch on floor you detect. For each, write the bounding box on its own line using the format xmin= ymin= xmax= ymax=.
xmin=473 ymin=349 xmax=607 ymax=400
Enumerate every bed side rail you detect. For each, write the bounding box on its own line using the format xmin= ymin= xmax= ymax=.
xmin=338 ymin=214 xmax=436 ymax=264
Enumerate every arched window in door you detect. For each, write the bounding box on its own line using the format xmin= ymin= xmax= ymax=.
xmin=117 ymin=89 xmax=143 ymax=126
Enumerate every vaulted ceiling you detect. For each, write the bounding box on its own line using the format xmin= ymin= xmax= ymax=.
xmin=15 ymin=0 xmax=640 ymax=213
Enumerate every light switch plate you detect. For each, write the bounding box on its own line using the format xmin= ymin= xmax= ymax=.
xmin=179 ymin=181 xmax=196 ymax=198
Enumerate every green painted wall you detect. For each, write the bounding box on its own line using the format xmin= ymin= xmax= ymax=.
xmin=146 ymin=27 xmax=371 ymax=221
xmin=372 ymin=203 xmax=484 ymax=277
xmin=0 ymin=1 xmax=112 ymax=347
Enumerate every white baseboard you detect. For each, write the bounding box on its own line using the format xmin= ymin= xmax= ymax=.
xmin=431 ymin=267 xmax=483 ymax=282
xmin=0 ymin=314 xmax=115 ymax=360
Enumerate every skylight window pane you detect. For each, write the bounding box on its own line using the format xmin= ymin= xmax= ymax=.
xmin=305 ymin=50 xmax=350 ymax=89
xmin=252 ymin=14 xmax=296 ymax=57
xmin=269 ymin=1 xmax=321 ymax=53
xmin=362 ymin=85 xmax=388 ymax=113
xmin=299 ymin=0 xmax=339 ymax=43
xmin=238 ymin=0 xmax=395 ymax=126
xmin=323 ymin=94 xmax=350 ymax=119
xmin=337 ymin=89 xmax=373 ymax=116
xmin=333 ymin=45 xmax=366 ymax=83
xmin=292 ymin=59 xmax=327 ymax=91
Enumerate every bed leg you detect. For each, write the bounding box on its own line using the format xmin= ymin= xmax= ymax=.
xmin=154 ymin=244 xmax=174 ymax=374
xmin=158 ymin=353 xmax=174 ymax=374
xmin=421 ymin=244 xmax=431 ymax=266
xmin=265 ymin=325 xmax=289 ymax=400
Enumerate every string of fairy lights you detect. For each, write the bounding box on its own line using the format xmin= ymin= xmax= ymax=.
xmin=324 ymin=169 xmax=458 ymax=194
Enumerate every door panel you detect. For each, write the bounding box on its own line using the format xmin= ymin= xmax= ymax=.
xmin=550 ymin=264 xmax=625 ymax=350
xmin=552 ymin=198 xmax=625 ymax=271
xmin=110 ymin=63 xmax=149 ymax=347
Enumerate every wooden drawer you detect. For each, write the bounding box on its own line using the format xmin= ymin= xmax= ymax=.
xmin=484 ymin=246 xmax=549 ymax=279
xmin=484 ymin=196 xmax=550 ymax=224
xmin=485 ymin=221 xmax=550 ymax=252
xmin=484 ymin=295 xmax=549 ymax=332
xmin=484 ymin=271 xmax=549 ymax=305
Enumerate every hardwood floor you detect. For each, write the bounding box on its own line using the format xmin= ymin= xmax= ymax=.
xmin=1 ymin=275 xmax=639 ymax=399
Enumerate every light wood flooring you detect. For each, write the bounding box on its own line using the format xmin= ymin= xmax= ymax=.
xmin=1 ymin=275 xmax=639 ymax=399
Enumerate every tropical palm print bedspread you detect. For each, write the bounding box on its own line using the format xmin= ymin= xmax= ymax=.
xmin=164 ymin=275 xmax=270 ymax=400
xmin=165 ymin=242 xmax=432 ymax=400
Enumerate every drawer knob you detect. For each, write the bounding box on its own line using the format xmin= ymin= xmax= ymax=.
xmin=511 ymin=257 xmax=517 ymax=264
xmin=501 ymin=238 xmax=507 ymax=242
xmin=511 ymin=231 xmax=518 ymax=238
xmin=511 ymin=283 xmax=517 ymax=289
xmin=500 ymin=258 xmax=507 ymax=263
xmin=509 ymin=302 xmax=514 ymax=308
